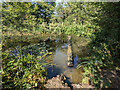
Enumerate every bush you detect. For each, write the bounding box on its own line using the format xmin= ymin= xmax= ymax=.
xmin=2 ymin=50 xmax=47 ymax=89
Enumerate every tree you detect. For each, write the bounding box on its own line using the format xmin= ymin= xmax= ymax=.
xmin=2 ymin=2 xmax=55 ymax=33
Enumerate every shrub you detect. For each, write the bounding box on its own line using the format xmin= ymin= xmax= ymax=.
xmin=2 ymin=50 xmax=47 ymax=89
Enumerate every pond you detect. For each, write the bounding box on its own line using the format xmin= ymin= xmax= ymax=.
xmin=3 ymin=34 xmax=90 ymax=84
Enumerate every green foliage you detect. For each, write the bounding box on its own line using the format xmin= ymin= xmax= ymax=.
xmin=2 ymin=2 xmax=55 ymax=33
xmin=2 ymin=49 xmax=48 ymax=89
xmin=2 ymin=1 xmax=120 ymax=88
xmin=77 ymin=2 xmax=120 ymax=88
xmin=49 ymin=2 xmax=103 ymax=37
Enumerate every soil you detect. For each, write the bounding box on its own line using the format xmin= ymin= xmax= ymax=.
xmin=44 ymin=74 xmax=94 ymax=89
xmin=100 ymin=68 xmax=120 ymax=88
xmin=43 ymin=68 xmax=120 ymax=89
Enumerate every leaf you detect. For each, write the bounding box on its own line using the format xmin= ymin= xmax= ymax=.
xmin=48 ymin=52 xmax=52 ymax=55
xmin=35 ymin=83 xmax=37 ymax=87
xmin=14 ymin=63 xmax=18 ymax=66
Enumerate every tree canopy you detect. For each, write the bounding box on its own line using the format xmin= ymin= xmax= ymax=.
xmin=2 ymin=2 xmax=55 ymax=32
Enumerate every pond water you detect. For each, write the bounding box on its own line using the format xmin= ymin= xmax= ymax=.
xmin=46 ymin=35 xmax=89 ymax=84
xmin=4 ymin=34 xmax=89 ymax=84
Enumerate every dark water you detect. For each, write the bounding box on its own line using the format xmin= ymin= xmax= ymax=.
xmin=4 ymin=34 xmax=89 ymax=84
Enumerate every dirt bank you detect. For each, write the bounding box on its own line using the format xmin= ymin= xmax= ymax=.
xmin=44 ymin=74 xmax=94 ymax=89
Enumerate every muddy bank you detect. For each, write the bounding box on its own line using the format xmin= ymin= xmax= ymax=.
xmin=44 ymin=74 xmax=94 ymax=89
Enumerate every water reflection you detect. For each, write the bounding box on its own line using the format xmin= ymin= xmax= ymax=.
xmin=5 ymin=35 xmax=89 ymax=84
xmin=46 ymin=35 xmax=89 ymax=83
xmin=47 ymin=45 xmax=83 ymax=83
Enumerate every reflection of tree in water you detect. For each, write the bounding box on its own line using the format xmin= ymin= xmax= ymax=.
xmin=71 ymin=36 xmax=90 ymax=58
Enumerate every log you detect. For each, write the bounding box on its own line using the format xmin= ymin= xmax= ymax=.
xmin=67 ymin=36 xmax=74 ymax=67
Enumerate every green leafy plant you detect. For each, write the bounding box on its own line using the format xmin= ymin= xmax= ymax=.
xmin=2 ymin=50 xmax=48 ymax=89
